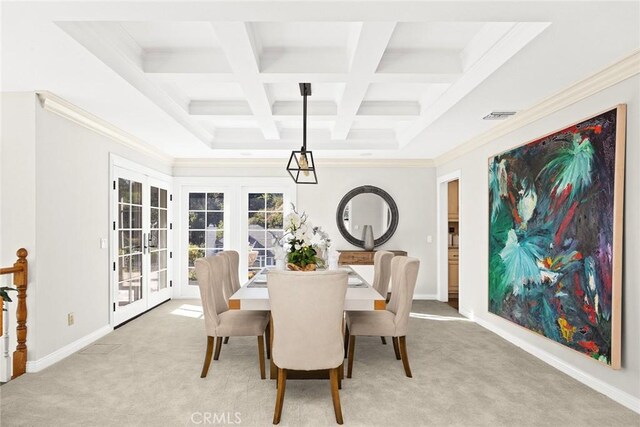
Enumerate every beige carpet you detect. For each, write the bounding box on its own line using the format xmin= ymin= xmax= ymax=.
xmin=1 ymin=300 xmax=638 ymax=426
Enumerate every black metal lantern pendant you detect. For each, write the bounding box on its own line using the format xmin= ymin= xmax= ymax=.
xmin=287 ymin=83 xmax=318 ymax=184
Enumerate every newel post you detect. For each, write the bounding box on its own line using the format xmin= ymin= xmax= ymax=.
xmin=12 ymin=248 xmax=28 ymax=379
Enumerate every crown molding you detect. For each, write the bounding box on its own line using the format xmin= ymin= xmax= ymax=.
xmin=434 ymin=49 xmax=640 ymax=166
xmin=36 ymin=91 xmax=174 ymax=165
xmin=172 ymin=158 xmax=435 ymax=170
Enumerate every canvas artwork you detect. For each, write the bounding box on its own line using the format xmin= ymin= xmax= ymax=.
xmin=488 ymin=106 xmax=625 ymax=368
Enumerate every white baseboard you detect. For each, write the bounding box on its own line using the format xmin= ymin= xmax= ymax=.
xmin=458 ymin=307 xmax=474 ymax=319
xmin=471 ymin=315 xmax=640 ymax=414
xmin=413 ymin=294 xmax=438 ymax=300
xmin=26 ymin=325 xmax=113 ymax=373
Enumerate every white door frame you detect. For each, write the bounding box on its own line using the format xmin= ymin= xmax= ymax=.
xmin=436 ymin=170 xmax=461 ymax=302
xmin=178 ymin=185 xmax=235 ymax=299
xmin=173 ymin=177 xmax=296 ymax=299
xmin=109 ymin=154 xmax=173 ymax=326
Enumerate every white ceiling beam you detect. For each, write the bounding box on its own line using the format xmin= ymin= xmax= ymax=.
xmin=272 ymin=101 xmax=337 ymax=116
xmin=57 ymin=21 xmax=215 ymax=147
xmin=210 ymin=22 xmax=280 ymax=139
xmin=357 ymin=101 xmax=420 ymax=116
xmin=143 ymin=67 xmax=458 ymax=85
xmin=398 ymin=22 xmax=550 ymax=147
xmin=189 ymin=100 xmax=253 ymax=116
xmin=259 ymin=48 xmax=348 ymax=73
xmin=143 ymin=49 xmax=231 ymax=74
xmin=369 ymin=72 xmax=460 ymax=84
xmin=376 ymin=49 xmax=463 ymax=74
xmin=190 ymin=100 xmax=418 ymax=121
xmin=461 ymin=22 xmax=519 ymax=71
xmin=332 ymin=22 xmax=397 ymax=139
xmin=210 ymin=128 xmax=397 ymax=150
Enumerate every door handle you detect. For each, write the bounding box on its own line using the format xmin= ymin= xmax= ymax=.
xmin=143 ymin=233 xmax=148 ymax=254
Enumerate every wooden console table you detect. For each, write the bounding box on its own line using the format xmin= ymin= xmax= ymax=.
xmin=338 ymin=250 xmax=408 ymax=265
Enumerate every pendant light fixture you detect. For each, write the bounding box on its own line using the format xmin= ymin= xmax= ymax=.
xmin=287 ymin=83 xmax=318 ymax=184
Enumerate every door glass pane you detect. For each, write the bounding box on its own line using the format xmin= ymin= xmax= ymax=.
xmin=131 ymin=182 xmax=142 ymax=205
xmin=150 ymin=185 xmax=169 ymax=293
xmin=247 ymin=193 xmax=284 ymax=279
xmin=187 ymin=192 xmax=224 ymax=286
xmin=117 ymin=178 xmax=145 ymax=307
xmin=160 ymin=189 xmax=167 ymax=208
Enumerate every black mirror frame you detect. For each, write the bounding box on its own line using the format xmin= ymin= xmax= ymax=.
xmin=336 ymin=185 xmax=399 ymax=249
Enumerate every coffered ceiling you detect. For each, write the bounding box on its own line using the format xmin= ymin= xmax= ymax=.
xmin=2 ymin=2 xmax=639 ymax=160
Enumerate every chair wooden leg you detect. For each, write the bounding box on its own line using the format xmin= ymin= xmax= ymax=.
xmin=200 ymin=336 xmax=214 ymax=378
xmin=269 ymin=315 xmax=277 ymax=380
xmin=273 ymin=368 xmax=287 ymax=425
xmin=223 ymin=337 xmax=229 ymax=344
xmin=392 ymin=337 xmax=401 ymax=360
xmin=338 ymin=363 xmax=343 ymax=389
xmin=257 ymin=336 xmax=266 ymax=380
xmin=399 ymin=336 xmax=412 ymax=378
xmin=213 ymin=336 xmax=223 ymax=361
xmin=347 ymin=336 xmax=356 ymax=378
xmin=330 ymin=367 xmax=344 ymax=424
xmin=265 ymin=322 xmax=271 ymax=359
xmin=343 ymin=324 xmax=349 ymax=357
xmin=381 ymin=336 xmax=387 ymax=345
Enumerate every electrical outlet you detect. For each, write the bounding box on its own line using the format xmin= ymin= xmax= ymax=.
xmin=68 ymin=313 xmax=74 ymax=326
xmin=427 ymin=235 xmax=433 ymax=243
xmin=100 ymin=238 xmax=108 ymax=249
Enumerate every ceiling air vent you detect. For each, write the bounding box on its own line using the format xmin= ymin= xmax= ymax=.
xmin=483 ymin=111 xmax=517 ymax=120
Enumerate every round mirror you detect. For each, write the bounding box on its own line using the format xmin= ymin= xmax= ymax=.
xmin=336 ymin=186 xmax=399 ymax=248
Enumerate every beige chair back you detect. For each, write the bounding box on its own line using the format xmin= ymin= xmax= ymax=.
xmin=195 ymin=256 xmax=229 ymax=336
xmin=372 ymin=250 xmax=394 ymax=297
xmin=268 ymin=271 xmax=348 ymax=371
xmin=219 ymin=250 xmax=241 ymax=301
xmin=386 ymin=257 xmax=420 ymax=337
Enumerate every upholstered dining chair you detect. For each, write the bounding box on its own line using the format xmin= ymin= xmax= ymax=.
xmin=345 ymin=256 xmax=420 ymax=378
xmin=218 ymin=250 xmax=241 ymax=345
xmin=218 ymin=250 xmax=241 ymax=302
xmin=268 ymin=270 xmax=348 ymax=425
xmin=195 ymin=255 xmax=269 ymax=379
xmin=372 ymin=250 xmax=394 ymax=345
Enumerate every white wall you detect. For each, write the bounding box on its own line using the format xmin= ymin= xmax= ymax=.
xmin=298 ymin=167 xmax=437 ymax=297
xmin=1 ymin=92 xmax=172 ymax=366
xmin=436 ymin=76 xmax=640 ymax=410
xmin=174 ymin=165 xmax=438 ymax=298
xmin=0 ymin=93 xmax=37 ymax=378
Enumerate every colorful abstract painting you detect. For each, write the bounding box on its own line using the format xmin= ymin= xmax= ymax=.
xmin=488 ymin=106 xmax=625 ymax=368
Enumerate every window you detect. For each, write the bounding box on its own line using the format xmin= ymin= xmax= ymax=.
xmin=149 ymin=186 xmax=168 ymax=292
xmin=247 ymin=193 xmax=284 ymax=278
xmin=117 ymin=178 xmax=143 ymax=306
xmin=188 ymin=192 xmax=225 ymax=285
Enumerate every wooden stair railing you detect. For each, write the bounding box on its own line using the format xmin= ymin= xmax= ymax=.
xmin=0 ymin=248 xmax=29 ymax=378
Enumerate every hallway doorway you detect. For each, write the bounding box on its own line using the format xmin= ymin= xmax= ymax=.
xmin=446 ymin=180 xmax=459 ymax=309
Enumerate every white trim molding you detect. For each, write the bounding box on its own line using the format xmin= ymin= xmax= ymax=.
xmin=26 ymin=325 xmax=113 ymax=373
xmin=466 ymin=312 xmax=640 ymax=414
xmin=36 ymin=91 xmax=173 ymax=165
xmin=435 ymin=49 xmax=640 ymax=166
xmin=172 ymin=158 xmax=435 ymax=170
xmin=436 ymin=170 xmax=462 ymax=302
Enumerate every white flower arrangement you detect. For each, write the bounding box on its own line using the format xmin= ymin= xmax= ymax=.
xmin=278 ymin=204 xmax=331 ymax=270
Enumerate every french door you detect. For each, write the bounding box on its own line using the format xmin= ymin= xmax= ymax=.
xmin=112 ymin=167 xmax=172 ymax=325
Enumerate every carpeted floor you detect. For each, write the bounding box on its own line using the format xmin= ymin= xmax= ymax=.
xmin=1 ymin=300 xmax=638 ymax=426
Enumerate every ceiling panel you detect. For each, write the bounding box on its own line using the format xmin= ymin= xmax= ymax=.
xmin=121 ymin=22 xmax=221 ymax=50
xmin=387 ymin=22 xmax=486 ymax=51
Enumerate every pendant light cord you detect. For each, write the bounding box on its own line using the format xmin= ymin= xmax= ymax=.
xmin=302 ymin=88 xmax=307 ymax=153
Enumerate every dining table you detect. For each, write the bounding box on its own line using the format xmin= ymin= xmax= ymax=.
xmin=228 ymin=266 xmax=386 ymax=379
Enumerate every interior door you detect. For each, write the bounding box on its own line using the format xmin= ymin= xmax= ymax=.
xmin=112 ymin=167 xmax=171 ymax=325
